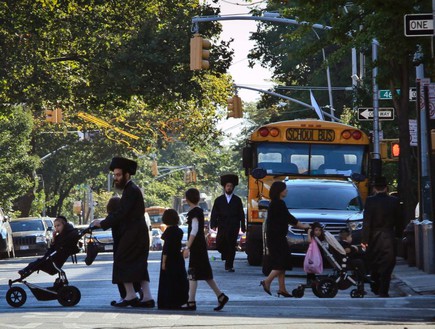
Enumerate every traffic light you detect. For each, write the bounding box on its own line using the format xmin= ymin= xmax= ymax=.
xmin=190 ymin=33 xmax=211 ymax=70
xmin=45 ymin=108 xmax=62 ymax=123
xmin=380 ymin=141 xmax=388 ymax=159
xmin=184 ymin=169 xmax=192 ymax=183
xmin=151 ymin=160 xmax=158 ymax=176
xmin=227 ymin=95 xmax=243 ymax=118
xmin=391 ymin=141 xmax=400 ymax=158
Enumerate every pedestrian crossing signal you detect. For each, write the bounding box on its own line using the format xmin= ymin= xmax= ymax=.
xmin=391 ymin=142 xmax=400 ymax=158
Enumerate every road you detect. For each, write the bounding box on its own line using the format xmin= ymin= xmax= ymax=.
xmin=0 ymin=251 xmax=434 ymax=329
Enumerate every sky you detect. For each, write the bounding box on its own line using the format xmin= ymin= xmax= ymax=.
xmin=206 ymin=0 xmax=273 ymax=103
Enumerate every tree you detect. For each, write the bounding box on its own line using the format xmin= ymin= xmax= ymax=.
xmin=0 ymin=0 xmax=236 ymax=216
xmin=0 ymin=105 xmax=39 ymax=215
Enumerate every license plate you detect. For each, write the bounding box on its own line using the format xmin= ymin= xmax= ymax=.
xmin=20 ymin=245 xmax=29 ymax=250
xmin=104 ymin=245 xmax=113 ymax=251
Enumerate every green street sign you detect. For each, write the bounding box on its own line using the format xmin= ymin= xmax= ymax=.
xmin=379 ymin=89 xmax=401 ymax=100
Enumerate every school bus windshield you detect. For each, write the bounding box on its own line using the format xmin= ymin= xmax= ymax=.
xmin=256 ymin=142 xmax=366 ymax=177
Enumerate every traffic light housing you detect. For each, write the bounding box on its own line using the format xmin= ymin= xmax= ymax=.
xmin=151 ymin=160 xmax=158 ymax=177
xmin=45 ymin=108 xmax=62 ymax=123
xmin=391 ymin=142 xmax=400 ymax=158
xmin=227 ymin=95 xmax=243 ymax=118
xmin=190 ymin=33 xmax=211 ymax=70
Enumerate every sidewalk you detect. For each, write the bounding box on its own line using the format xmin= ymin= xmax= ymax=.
xmin=392 ymin=257 xmax=435 ymax=296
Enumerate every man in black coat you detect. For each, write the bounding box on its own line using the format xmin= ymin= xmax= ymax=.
xmin=92 ymin=157 xmax=154 ymax=308
xmin=362 ymin=176 xmax=402 ymax=298
xmin=210 ymin=174 xmax=246 ymax=272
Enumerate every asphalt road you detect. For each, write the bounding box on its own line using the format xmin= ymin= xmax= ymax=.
xmin=0 ymin=251 xmax=434 ymax=328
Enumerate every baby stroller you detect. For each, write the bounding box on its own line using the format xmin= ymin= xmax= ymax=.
xmin=292 ymin=233 xmax=365 ymax=299
xmin=6 ymin=226 xmax=92 ymax=308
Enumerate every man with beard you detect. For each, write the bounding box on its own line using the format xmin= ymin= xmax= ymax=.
xmin=92 ymin=157 xmax=154 ymax=307
xmin=362 ymin=176 xmax=402 ymax=298
xmin=210 ymin=174 xmax=245 ymax=272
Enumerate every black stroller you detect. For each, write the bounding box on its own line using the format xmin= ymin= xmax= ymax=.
xmin=292 ymin=233 xmax=366 ymax=298
xmin=6 ymin=226 xmax=92 ymax=308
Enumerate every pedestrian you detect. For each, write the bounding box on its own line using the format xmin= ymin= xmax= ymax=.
xmin=210 ymin=173 xmax=246 ymax=272
xmin=105 ymin=196 xmax=142 ymax=306
xmin=362 ymin=176 xmax=401 ymax=298
xmin=260 ymin=181 xmax=310 ymax=298
xmin=91 ymin=157 xmax=154 ymax=307
xmin=181 ymin=188 xmax=229 ymax=311
xmin=157 ymin=209 xmax=189 ymax=309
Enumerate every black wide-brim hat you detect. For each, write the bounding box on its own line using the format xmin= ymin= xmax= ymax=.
xmin=220 ymin=173 xmax=238 ymax=186
xmin=109 ymin=157 xmax=137 ymax=175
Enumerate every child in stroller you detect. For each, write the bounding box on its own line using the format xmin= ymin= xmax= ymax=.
xmin=6 ymin=216 xmax=90 ymax=307
xmin=292 ymin=222 xmax=366 ymax=298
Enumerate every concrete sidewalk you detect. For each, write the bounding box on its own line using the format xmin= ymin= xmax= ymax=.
xmin=393 ymin=257 xmax=435 ymax=296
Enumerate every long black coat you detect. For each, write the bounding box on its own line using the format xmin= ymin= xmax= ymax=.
xmin=210 ymin=194 xmax=245 ymax=257
xmin=362 ymin=192 xmax=401 ymax=273
xmin=157 ymin=226 xmax=188 ymax=309
xmin=266 ymin=199 xmax=298 ymax=271
xmin=101 ymin=180 xmax=150 ymax=283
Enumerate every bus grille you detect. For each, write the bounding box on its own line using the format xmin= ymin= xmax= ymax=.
xmin=290 ymin=222 xmax=348 ymax=236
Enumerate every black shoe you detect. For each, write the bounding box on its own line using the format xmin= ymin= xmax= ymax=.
xmin=180 ymin=301 xmax=196 ymax=311
xmin=379 ymin=293 xmax=390 ymax=298
xmin=226 ymin=268 xmax=235 ymax=272
xmin=139 ymin=299 xmax=155 ymax=308
xmin=112 ymin=297 xmax=140 ymax=307
xmin=214 ymin=293 xmax=229 ymax=311
xmin=277 ymin=290 xmax=292 ymax=298
xmin=260 ymin=280 xmax=271 ymax=295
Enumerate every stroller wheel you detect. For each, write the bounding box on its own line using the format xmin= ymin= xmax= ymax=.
xmin=350 ymin=289 xmax=365 ymax=298
xmin=6 ymin=286 xmax=27 ymax=307
xmin=57 ymin=286 xmax=81 ymax=307
xmin=292 ymin=287 xmax=304 ymax=298
xmin=314 ymin=278 xmax=338 ymax=298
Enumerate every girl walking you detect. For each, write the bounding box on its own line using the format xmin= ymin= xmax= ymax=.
xmin=181 ymin=188 xmax=229 ymax=311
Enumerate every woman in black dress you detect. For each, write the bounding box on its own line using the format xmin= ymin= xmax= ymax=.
xmin=157 ymin=209 xmax=189 ymax=309
xmin=260 ymin=181 xmax=309 ymax=297
xmin=181 ymin=188 xmax=229 ymax=311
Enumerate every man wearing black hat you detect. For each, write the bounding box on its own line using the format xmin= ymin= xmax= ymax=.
xmin=362 ymin=176 xmax=402 ymax=298
xmin=92 ymin=157 xmax=154 ymax=307
xmin=210 ymin=174 xmax=246 ymax=272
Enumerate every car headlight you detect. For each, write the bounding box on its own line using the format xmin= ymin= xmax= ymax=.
xmin=36 ymin=235 xmax=46 ymax=243
xmin=348 ymin=221 xmax=363 ymax=231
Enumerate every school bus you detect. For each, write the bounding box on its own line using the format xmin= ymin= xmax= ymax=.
xmin=145 ymin=206 xmax=167 ymax=231
xmin=242 ymin=119 xmax=371 ymax=265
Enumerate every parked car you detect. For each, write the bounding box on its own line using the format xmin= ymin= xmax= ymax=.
xmin=0 ymin=208 xmax=14 ymax=259
xmin=205 ymin=228 xmax=217 ymax=250
xmin=151 ymin=228 xmax=163 ymax=251
xmin=180 ymin=225 xmax=188 ymax=248
xmin=84 ymin=228 xmax=114 ymax=253
xmin=10 ymin=217 xmax=51 ymax=256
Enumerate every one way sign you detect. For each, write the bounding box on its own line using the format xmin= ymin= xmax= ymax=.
xmin=358 ymin=107 xmax=395 ymax=121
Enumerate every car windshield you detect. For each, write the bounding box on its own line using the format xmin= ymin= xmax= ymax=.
xmin=10 ymin=220 xmax=45 ymax=232
xmin=284 ymin=183 xmax=362 ymax=211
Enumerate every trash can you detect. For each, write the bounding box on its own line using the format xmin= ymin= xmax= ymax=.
xmin=422 ymin=220 xmax=435 ymax=274
xmin=402 ymin=221 xmax=416 ymax=266
xmin=414 ymin=220 xmax=424 ymax=270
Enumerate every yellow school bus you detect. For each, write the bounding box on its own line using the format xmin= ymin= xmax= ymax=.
xmin=145 ymin=206 xmax=167 ymax=231
xmin=242 ymin=119 xmax=370 ymax=265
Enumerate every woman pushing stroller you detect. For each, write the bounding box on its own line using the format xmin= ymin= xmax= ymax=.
xmin=18 ymin=216 xmax=80 ymax=280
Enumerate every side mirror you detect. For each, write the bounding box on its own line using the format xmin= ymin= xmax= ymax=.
xmin=47 ymin=227 xmax=53 ymax=231
xmin=351 ymin=172 xmax=366 ymax=182
xmin=251 ymin=168 xmax=267 ymax=180
xmin=258 ymin=199 xmax=270 ymax=210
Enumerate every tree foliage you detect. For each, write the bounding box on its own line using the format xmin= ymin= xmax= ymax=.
xmin=0 ymin=0 xmax=235 ymax=217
